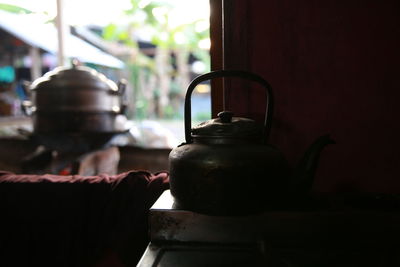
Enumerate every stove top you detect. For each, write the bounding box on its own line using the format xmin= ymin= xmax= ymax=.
xmin=138 ymin=190 xmax=400 ymax=266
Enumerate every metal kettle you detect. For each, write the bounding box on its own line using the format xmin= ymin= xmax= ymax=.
xmin=169 ymin=70 xmax=334 ymax=216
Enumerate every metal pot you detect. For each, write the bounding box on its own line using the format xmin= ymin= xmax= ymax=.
xmin=169 ymin=70 xmax=334 ymax=216
xmin=24 ymin=62 xmax=127 ymax=134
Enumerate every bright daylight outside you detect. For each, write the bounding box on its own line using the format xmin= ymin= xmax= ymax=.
xmin=0 ymin=0 xmax=210 ymax=149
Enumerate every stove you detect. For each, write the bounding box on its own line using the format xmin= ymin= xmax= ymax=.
xmin=21 ymin=133 xmax=120 ymax=175
xmin=138 ymin=190 xmax=400 ymax=266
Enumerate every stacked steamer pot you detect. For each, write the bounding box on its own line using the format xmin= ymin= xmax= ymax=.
xmin=24 ymin=62 xmax=127 ymax=151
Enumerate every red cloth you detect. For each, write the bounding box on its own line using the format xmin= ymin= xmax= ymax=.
xmin=0 ymin=170 xmax=169 ymax=267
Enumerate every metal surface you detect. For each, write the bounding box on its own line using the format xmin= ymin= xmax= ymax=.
xmin=183 ymin=70 xmax=274 ymax=143
xmin=32 ymin=112 xmax=127 ymax=134
xmin=191 ymin=111 xmax=263 ymax=140
xmin=169 ymin=70 xmax=286 ymax=215
xmin=149 ymin=191 xmax=400 ymax=246
xmin=30 ymin=63 xmax=122 ymax=112
xmin=26 ymin=63 xmax=127 ymax=134
xmin=170 ymin=70 xmax=335 ymax=216
xmin=169 ymin=141 xmax=290 ymax=215
xmin=138 ymin=242 xmax=266 ymax=267
xmin=138 ymin=191 xmax=400 ymax=267
xmin=138 ymin=241 xmax=400 ymax=267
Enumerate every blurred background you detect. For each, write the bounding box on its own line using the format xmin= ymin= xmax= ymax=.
xmin=0 ymin=0 xmax=210 ymax=148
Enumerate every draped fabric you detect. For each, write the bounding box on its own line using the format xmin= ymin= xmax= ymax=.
xmin=0 ymin=170 xmax=169 ymax=267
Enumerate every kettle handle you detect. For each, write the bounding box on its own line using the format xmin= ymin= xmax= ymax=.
xmin=184 ymin=70 xmax=274 ymax=143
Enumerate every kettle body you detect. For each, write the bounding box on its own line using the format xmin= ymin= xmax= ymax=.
xmin=169 ymin=138 xmax=290 ymax=215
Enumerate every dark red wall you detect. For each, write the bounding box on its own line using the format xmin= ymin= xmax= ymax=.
xmin=222 ymin=0 xmax=400 ymax=192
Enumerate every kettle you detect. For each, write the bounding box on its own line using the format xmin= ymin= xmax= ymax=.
xmin=169 ymin=70 xmax=334 ymax=215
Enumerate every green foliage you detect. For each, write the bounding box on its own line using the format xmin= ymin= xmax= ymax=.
xmin=103 ymin=24 xmax=118 ymax=40
xmin=0 ymin=3 xmax=33 ymax=14
xmin=169 ymin=80 xmax=182 ymax=96
xmin=194 ymin=111 xmax=211 ymax=122
xmin=163 ymin=105 xmax=177 ymax=119
xmin=102 ymin=0 xmax=210 ymax=120
xmin=142 ymin=2 xmax=166 ymax=26
xmin=104 ymin=0 xmax=209 ymax=51
xmin=193 ymin=49 xmax=211 ymax=73
xmin=135 ymin=99 xmax=149 ymax=120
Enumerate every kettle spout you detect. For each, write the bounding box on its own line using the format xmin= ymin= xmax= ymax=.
xmin=289 ymin=134 xmax=335 ymax=193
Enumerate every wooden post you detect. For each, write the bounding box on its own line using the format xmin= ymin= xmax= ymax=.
xmin=56 ymin=0 xmax=68 ymax=67
xmin=209 ymin=0 xmax=223 ymax=117
xmin=29 ymin=46 xmax=41 ymax=81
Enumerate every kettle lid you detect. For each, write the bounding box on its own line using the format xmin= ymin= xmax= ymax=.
xmin=191 ymin=111 xmax=263 ymax=138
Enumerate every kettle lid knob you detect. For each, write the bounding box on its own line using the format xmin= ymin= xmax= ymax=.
xmin=217 ymin=111 xmax=234 ymax=123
